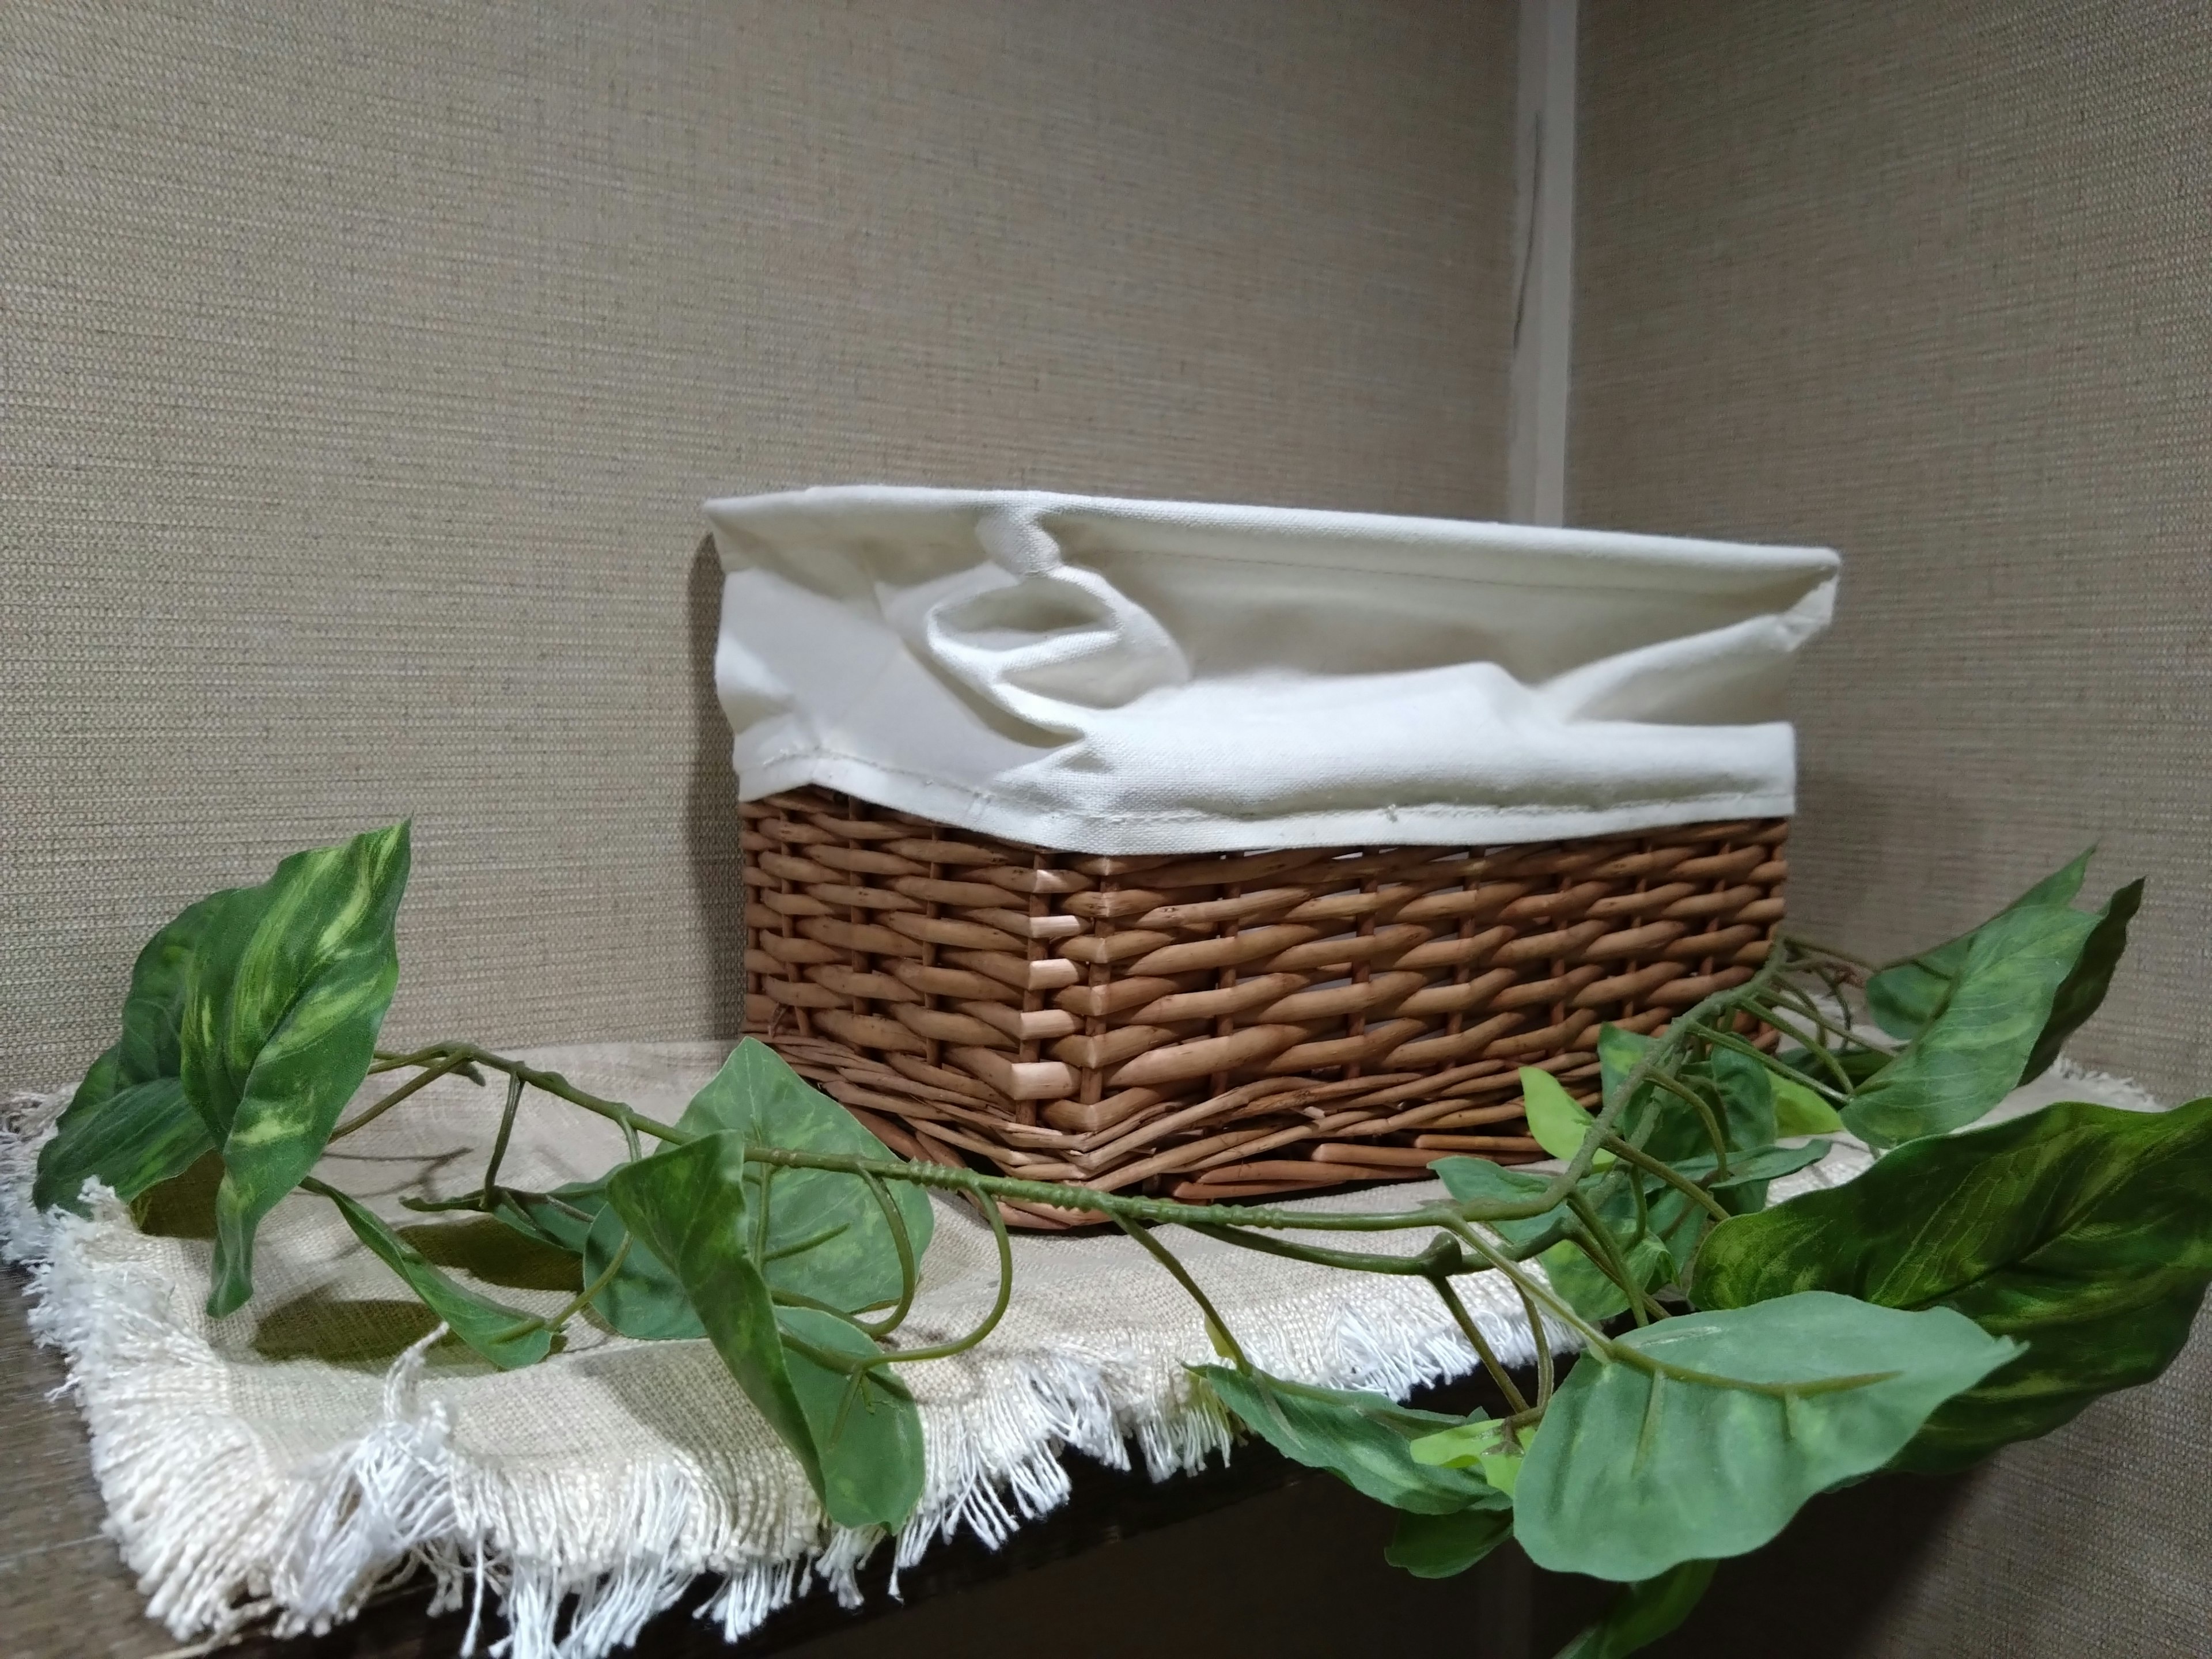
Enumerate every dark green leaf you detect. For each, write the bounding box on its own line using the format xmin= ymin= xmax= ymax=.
xmin=1599 ymin=1025 xmax=1707 ymax=1164
xmin=674 ymin=1039 xmax=933 ymax=1315
xmin=488 ymin=1179 xmax=702 ymax=1336
xmin=1195 ymin=1368 xmax=1509 ymax=1516
xmin=1555 ymin=1560 xmax=1718 ymax=1659
xmin=2021 ymin=879 xmax=2143 ymax=1083
xmin=1513 ymin=1292 xmax=2017 ymax=1580
xmin=489 ymin=1181 xmax=606 ymax=1257
xmin=312 ymin=1181 xmax=554 ymax=1370
xmin=1385 ymin=1508 xmax=1514 ymax=1579
xmin=605 ymin=1131 xmax=924 ymax=1528
xmin=1542 ymin=1231 xmax=1676 ymax=1323
xmin=582 ymin=1197 xmax=704 ymax=1340
xmin=1842 ymin=904 xmax=2098 ymax=1149
xmin=1865 ymin=850 xmax=2091 ymax=1040
xmin=777 ymin=1305 xmax=926 ymax=1528
xmin=1707 ymin=1047 xmax=1777 ymax=1152
xmin=35 ymin=893 xmax=233 ymax=1214
xmin=1695 ymin=1097 xmax=2212 ymax=1472
xmin=181 ymin=824 xmax=412 ymax=1316
xmin=35 ymin=1078 xmax=211 ymax=1217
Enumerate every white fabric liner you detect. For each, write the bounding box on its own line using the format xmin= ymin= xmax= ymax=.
xmin=0 ymin=1044 xmax=2161 ymax=1658
xmin=704 ymin=487 xmax=1841 ymax=854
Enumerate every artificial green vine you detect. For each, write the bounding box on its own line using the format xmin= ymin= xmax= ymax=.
xmin=27 ymin=823 xmax=2212 ymax=1659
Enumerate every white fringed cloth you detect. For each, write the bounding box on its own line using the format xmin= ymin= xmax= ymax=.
xmin=0 ymin=1044 xmax=2157 ymax=1657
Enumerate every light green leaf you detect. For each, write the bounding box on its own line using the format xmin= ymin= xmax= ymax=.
xmin=35 ymin=893 xmax=234 ymax=1214
xmin=1554 ymin=1560 xmax=1719 ymax=1659
xmin=311 ymin=1180 xmax=553 ymax=1369
xmin=181 ymin=824 xmax=411 ymax=1316
xmin=675 ymin=1039 xmax=933 ymax=1315
xmin=1513 ymin=1292 xmax=2017 ymax=1580
xmin=2021 ymin=878 xmax=2143 ymax=1083
xmin=1842 ymin=904 xmax=2098 ymax=1149
xmin=1385 ymin=1507 xmax=1515 ymax=1579
xmin=1866 ymin=850 xmax=2092 ymax=1040
xmin=605 ymin=1131 xmax=925 ymax=1528
xmin=1770 ymin=1073 xmax=1845 ymax=1137
xmin=1694 ymin=1097 xmax=2212 ymax=1472
xmin=777 ymin=1305 xmax=927 ymax=1528
xmin=1522 ymin=1066 xmax=1613 ymax=1166
xmin=1195 ymin=1368 xmax=1509 ymax=1516
xmin=1407 ymin=1415 xmax=1506 ymax=1468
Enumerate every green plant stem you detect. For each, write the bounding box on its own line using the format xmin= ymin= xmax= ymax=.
xmin=329 ymin=1054 xmax=471 ymax=1141
xmin=541 ymin=1236 xmax=631 ymax=1334
xmin=1596 ymin=1132 xmax=1733 ymax=1225
xmin=1115 ymin=1215 xmax=1254 ymax=1369
xmin=1749 ymin=1005 xmax=1861 ymax=1092
xmin=852 ymin=1172 xmax=918 ymax=1340
xmin=1425 ymin=1271 xmax=1532 ymax=1414
xmin=1566 ymin=1193 xmax=1656 ymax=1325
xmin=1685 ymin=1020 xmax=1852 ymax=1105
xmin=861 ymin=1195 xmax=1014 ymax=1369
xmin=479 ymin=1070 xmax=525 ymax=1212
xmin=1775 ymin=931 xmax=1883 ymax=973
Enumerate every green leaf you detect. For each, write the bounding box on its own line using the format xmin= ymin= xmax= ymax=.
xmin=1841 ymin=904 xmax=2098 ymax=1149
xmin=34 ymin=893 xmax=234 ymax=1214
xmin=1770 ymin=1072 xmax=1845 ymax=1137
xmin=312 ymin=1180 xmax=554 ymax=1369
xmin=1706 ymin=1048 xmax=1775 ymax=1148
xmin=1554 ymin=1560 xmax=1719 ymax=1659
xmin=1522 ymin=1066 xmax=1613 ymax=1167
xmin=582 ymin=1196 xmax=705 ymax=1340
xmin=605 ymin=1131 xmax=925 ymax=1528
xmin=1194 ymin=1368 xmax=1510 ymax=1516
xmin=777 ymin=1305 xmax=927 ymax=1528
xmin=1385 ymin=1507 xmax=1515 ymax=1579
xmin=1694 ymin=1097 xmax=2212 ymax=1472
xmin=1513 ymin=1292 xmax=2017 ymax=1580
xmin=1865 ymin=849 xmax=2091 ymax=1040
xmin=35 ymin=1078 xmax=212 ymax=1217
xmin=489 ymin=1181 xmax=605 ymax=1256
xmin=1542 ymin=1230 xmax=1676 ymax=1324
xmin=488 ymin=1179 xmax=702 ymax=1336
xmin=1599 ymin=1025 xmax=1707 ymax=1164
xmin=1433 ymin=1156 xmax=1573 ymax=1254
xmin=675 ymin=1039 xmax=934 ymax=1315
xmin=181 ymin=824 xmax=412 ymax=1316
xmin=2021 ymin=878 xmax=2143 ymax=1083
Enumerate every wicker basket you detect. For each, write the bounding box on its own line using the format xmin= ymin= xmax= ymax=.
xmin=741 ymin=785 xmax=1787 ymax=1226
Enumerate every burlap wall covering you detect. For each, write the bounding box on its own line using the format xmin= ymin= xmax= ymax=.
xmin=1573 ymin=6 xmax=2211 ymax=1656
xmin=1574 ymin=0 xmax=2212 ymax=1104
xmin=0 ymin=0 xmax=1515 ymax=1093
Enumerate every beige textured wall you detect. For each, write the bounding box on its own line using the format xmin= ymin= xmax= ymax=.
xmin=1573 ymin=6 xmax=2211 ymax=1657
xmin=1573 ymin=0 xmax=2212 ymax=1104
xmin=1 ymin=0 xmax=1516 ymax=1091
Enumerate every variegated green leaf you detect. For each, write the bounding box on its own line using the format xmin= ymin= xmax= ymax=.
xmin=181 ymin=824 xmax=412 ymax=1317
xmin=35 ymin=891 xmax=233 ymax=1214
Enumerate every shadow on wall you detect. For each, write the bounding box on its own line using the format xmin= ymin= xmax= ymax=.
xmin=686 ymin=536 xmax=747 ymax=1038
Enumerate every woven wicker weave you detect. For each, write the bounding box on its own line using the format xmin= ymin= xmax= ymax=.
xmin=741 ymin=787 xmax=1787 ymax=1227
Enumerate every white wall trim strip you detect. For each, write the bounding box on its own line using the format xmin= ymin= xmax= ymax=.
xmin=1508 ymin=0 xmax=1577 ymax=527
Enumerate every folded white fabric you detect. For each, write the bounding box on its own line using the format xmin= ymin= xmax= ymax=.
xmin=703 ymin=487 xmax=1840 ymax=854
